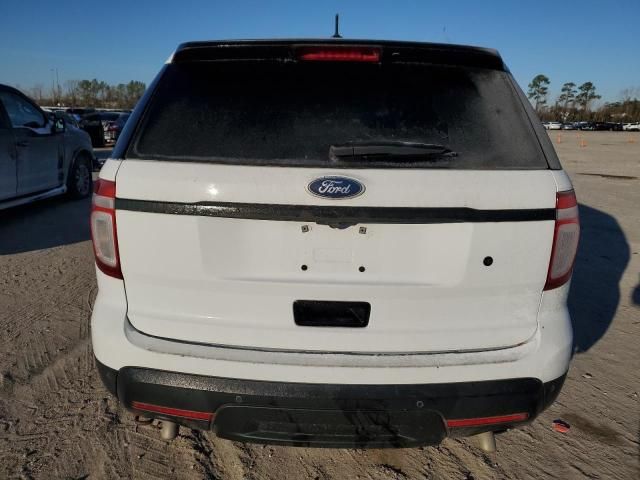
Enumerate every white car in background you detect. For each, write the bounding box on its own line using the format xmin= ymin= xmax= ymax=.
xmin=91 ymin=39 xmax=579 ymax=451
xmin=623 ymin=122 xmax=639 ymax=131
xmin=546 ymin=121 xmax=562 ymax=130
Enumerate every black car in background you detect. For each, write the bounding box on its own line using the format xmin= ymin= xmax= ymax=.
xmin=576 ymin=122 xmax=623 ymax=131
xmin=66 ymin=107 xmax=96 ymax=121
xmin=104 ymin=112 xmax=131 ymax=143
xmin=79 ymin=112 xmax=121 ymax=147
xmin=576 ymin=122 xmax=595 ymax=131
xmin=593 ymin=122 xmax=623 ymax=131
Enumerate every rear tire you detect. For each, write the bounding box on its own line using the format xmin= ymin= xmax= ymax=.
xmin=67 ymin=153 xmax=93 ymax=199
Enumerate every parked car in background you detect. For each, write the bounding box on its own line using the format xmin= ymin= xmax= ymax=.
xmin=43 ymin=108 xmax=81 ymax=129
xmin=104 ymin=112 xmax=131 ymax=143
xmin=0 ymin=84 xmax=95 ymax=209
xmin=79 ymin=111 xmax=121 ymax=147
xmin=577 ymin=122 xmax=595 ymax=131
xmin=593 ymin=122 xmax=622 ymax=131
xmin=623 ymin=122 xmax=640 ymax=131
xmin=546 ymin=121 xmax=562 ymax=130
xmin=58 ymin=111 xmax=81 ymax=129
xmin=561 ymin=123 xmax=575 ymax=130
xmin=92 ymin=39 xmax=578 ymax=449
xmin=65 ymin=107 xmax=96 ymax=122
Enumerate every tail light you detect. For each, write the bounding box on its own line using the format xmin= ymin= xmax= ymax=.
xmin=91 ymin=179 xmax=122 ymax=279
xmin=296 ymin=46 xmax=381 ymax=62
xmin=544 ymin=190 xmax=579 ymax=290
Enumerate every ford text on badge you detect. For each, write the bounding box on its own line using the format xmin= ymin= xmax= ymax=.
xmin=307 ymin=176 xmax=365 ymax=200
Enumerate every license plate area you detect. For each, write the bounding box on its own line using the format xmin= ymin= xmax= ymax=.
xmin=293 ymin=300 xmax=370 ymax=328
xmin=214 ymin=405 xmax=446 ymax=448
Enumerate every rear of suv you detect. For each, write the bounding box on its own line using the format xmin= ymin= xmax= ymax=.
xmin=91 ymin=40 xmax=579 ymax=448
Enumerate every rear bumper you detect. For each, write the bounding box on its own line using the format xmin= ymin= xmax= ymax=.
xmin=92 ymin=271 xmax=574 ymax=385
xmin=97 ymin=359 xmax=564 ymax=448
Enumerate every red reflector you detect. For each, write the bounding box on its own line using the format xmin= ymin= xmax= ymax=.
xmin=556 ymin=190 xmax=578 ymax=209
xmin=131 ymin=401 xmax=214 ymax=422
xmin=94 ymin=178 xmax=116 ymax=198
xmin=296 ymin=46 xmax=381 ymax=62
xmin=446 ymin=413 xmax=529 ymax=428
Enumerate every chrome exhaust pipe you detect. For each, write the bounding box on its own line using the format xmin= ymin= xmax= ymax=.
xmin=474 ymin=431 xmax=496 ymax=452
xmin=160 ymin=421 xmax=178 ymax=440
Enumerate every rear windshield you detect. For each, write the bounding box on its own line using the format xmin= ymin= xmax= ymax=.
xmin=130 ymin=61 xmax=547 ymax=169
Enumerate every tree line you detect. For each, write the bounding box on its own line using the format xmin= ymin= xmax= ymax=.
xmin=527 ymin=75 xmax=639 ymax=122
xmin=25 ymin=79 xmax=146 ymax=110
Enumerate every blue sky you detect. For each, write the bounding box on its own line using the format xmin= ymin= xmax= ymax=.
xmin=1 ymin=0 xmax=638 ymax=103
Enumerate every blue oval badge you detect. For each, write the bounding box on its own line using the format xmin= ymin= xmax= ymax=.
xmin=307 ymin=176 xmax=365 ymax=200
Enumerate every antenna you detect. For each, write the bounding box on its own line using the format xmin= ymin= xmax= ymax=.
xmin=332 ymin=14 xmax=342 ymax=38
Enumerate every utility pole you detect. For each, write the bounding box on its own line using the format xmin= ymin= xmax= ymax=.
xmin=50 ymin=69 xmax=56 ymax=104
xmin=55 ymin=68 xmax=60 ymax=105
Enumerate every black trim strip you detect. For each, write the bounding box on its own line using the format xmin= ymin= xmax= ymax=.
xmin=115 ymin=198 xmax=554 ymax=224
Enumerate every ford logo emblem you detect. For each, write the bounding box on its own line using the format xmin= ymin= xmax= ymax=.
xmin=307 ymin=176 xmax=365 ymax=200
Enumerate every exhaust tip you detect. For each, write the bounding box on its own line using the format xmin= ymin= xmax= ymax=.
xmin=160 ymin=421 xmax=178 ymax=440
xmin=474 ymin=431 xmax=496 ymax=453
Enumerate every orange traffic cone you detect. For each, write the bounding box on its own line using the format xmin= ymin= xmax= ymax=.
xmin=556 ymin=134 xmax=562 ymax=144
xmin=579 ymin=138 xmax=587 ymax=148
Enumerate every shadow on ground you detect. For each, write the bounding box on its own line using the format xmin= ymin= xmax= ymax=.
xmin=568 ymin=203 xmax=630 ymax=353
xmin=0 ymin=196 xmax=91 ymax=255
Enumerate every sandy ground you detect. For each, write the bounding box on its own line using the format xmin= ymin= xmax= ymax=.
xmin=0 ymin=133 xmax=638 ymax=479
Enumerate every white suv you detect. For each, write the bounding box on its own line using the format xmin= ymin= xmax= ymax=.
xmin=91 ymin=40 xmax=579 ymax=449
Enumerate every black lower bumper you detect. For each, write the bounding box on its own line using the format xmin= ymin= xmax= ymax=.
xmin=96 ymin=359 xmax=565 ymax=448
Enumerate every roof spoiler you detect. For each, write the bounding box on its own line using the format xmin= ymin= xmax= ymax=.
xmin=170 ymin=39 xmax=506 ymax=71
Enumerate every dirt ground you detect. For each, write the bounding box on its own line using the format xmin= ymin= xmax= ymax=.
xmin=0 ymin=132 xmax=638 ymax=479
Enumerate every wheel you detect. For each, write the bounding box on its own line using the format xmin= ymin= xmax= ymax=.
xmin=67 ymin=153 xmax=93 ymax=198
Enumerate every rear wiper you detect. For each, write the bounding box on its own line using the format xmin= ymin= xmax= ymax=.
xmin=329 ymin=141 xmax=457 ymax=161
